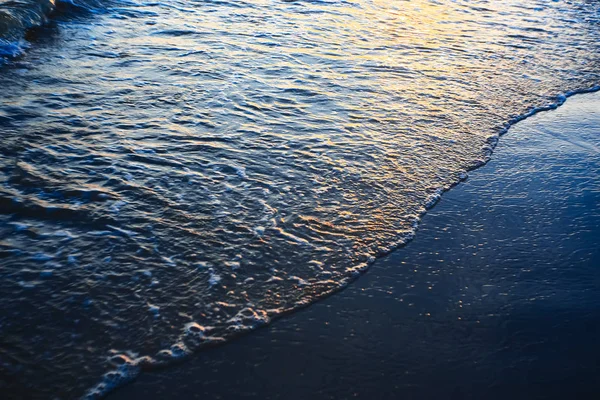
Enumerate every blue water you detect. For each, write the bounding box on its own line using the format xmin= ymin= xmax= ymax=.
xmin=108 ymin=91 xmax=600 ymax=400
xmin=0 ymin=1 xmax=599 ymax=398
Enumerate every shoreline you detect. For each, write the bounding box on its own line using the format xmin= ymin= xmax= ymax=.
xmin=73 ymin=77 xmax=600 ymax=399
xmin=2 ymin=1 xmax=600 ymax=397
xmin=107 ymin=91 xmax=600 ymax=400
xmin=88 ymin=86 xmax=600 ymax=400
xmin=89 ymin=86 xmax=600 ymax=399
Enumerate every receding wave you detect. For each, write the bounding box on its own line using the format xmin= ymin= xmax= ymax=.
xmin=83 ymin=85 xmax=600 ymax=399
xmin=1 ymin=0 xmax=600 ymax=399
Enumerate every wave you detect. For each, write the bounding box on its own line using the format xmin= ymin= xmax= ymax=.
xmin=2 ymin=0 xmax=600 ymax=398
xmin=0 ymin=0 xmax=99 ymax=59
xmin=83 ymin=84 xmax=600 ymax=399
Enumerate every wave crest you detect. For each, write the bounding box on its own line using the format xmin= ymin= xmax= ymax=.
xmin=0 ymin=0 xmax=99 ymax=58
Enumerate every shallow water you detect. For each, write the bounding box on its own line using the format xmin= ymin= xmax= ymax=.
xmin=108 ymin=91 xmax=600 ymax=400
xmin=1 ymin=1 xmax=600 ymax=398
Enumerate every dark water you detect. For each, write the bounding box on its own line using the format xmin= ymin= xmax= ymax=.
xmin=0 ymin=1 xmax=600 ymax=398
xmin=110 ymin=91 xmax=600 ymax=400
xmin=0 ymin=0 xmax=102 ymax=57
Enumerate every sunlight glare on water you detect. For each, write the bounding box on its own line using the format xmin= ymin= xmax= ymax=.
xmin=0 ymin=0 xmax=599 ymax=398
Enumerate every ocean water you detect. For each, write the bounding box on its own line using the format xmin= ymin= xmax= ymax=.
xmin=0 ymin=1 xmax=599 ymax=398
xmin=108 ymin=91 xmax=600 ymax=400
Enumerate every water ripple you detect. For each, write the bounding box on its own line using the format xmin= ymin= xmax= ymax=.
xmin=1 ymin=0 xmax=600 ymax=398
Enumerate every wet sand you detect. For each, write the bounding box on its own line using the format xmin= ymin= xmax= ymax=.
xmin=108 ymin=92 xmax=600 ymax=400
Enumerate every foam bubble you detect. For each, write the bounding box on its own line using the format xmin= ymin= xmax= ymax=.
xmin=424 ymin=188 xmax=444 ymax=209
xmin=84 ymin=355 xmax=146 ymax=400
xmin=227 ymin=307 xmax=270 ymax=331
xmin=182 ymin=322 xmax=207 ymax=348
